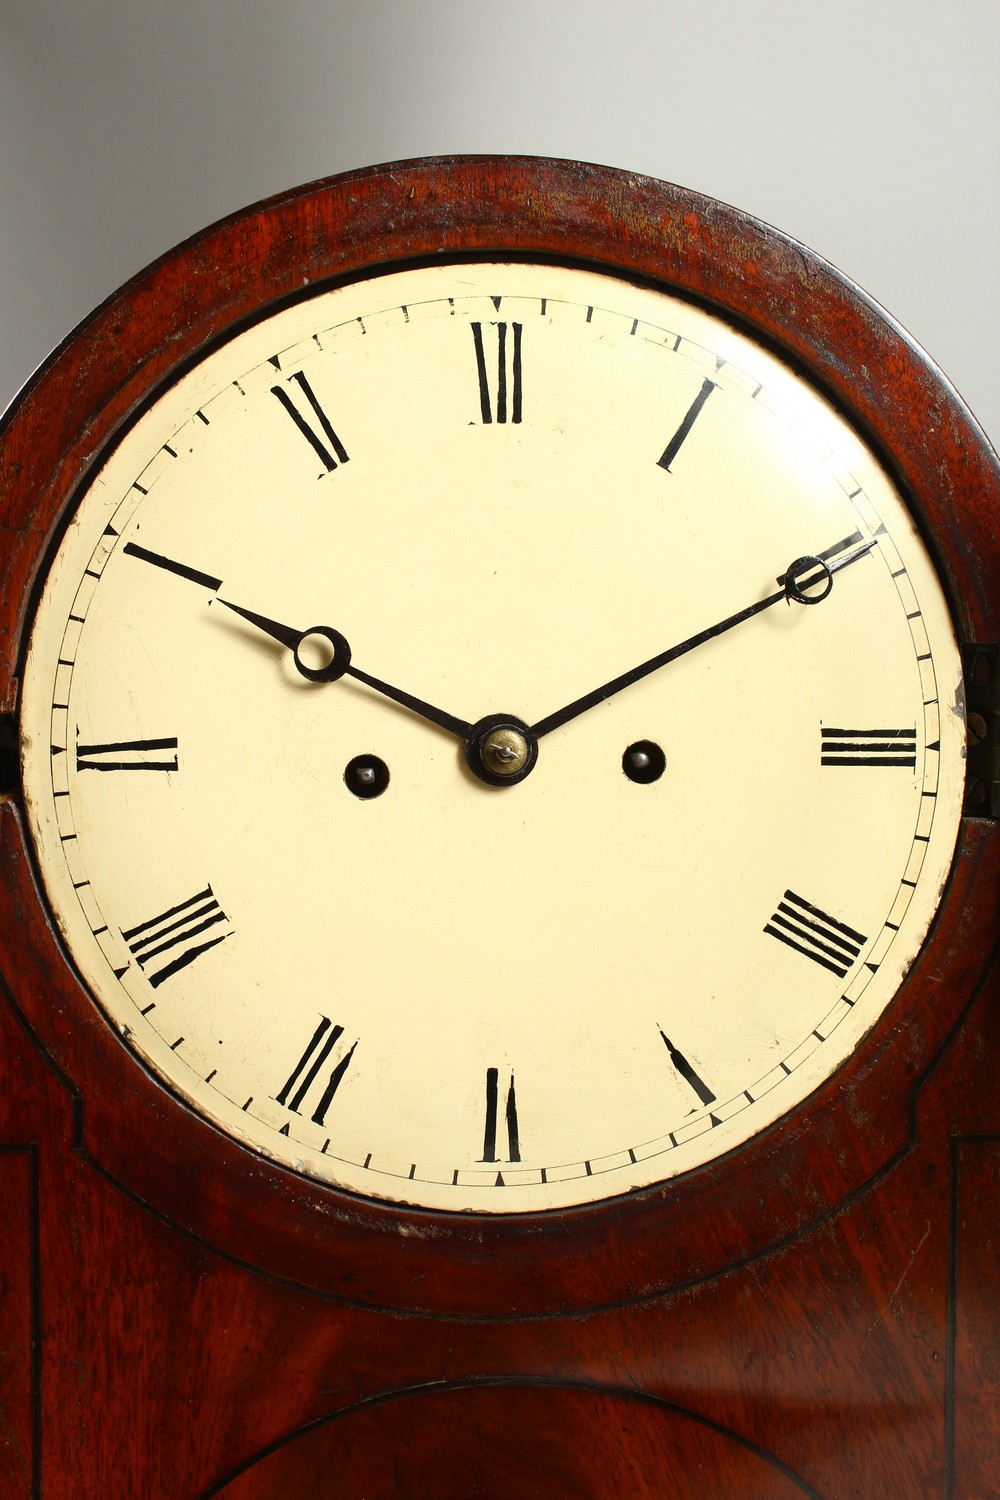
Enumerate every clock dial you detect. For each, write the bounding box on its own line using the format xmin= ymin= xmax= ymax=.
xmin=19 ymin=261 xmax=965 ymax=1213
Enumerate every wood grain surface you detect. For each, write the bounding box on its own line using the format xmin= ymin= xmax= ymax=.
xmin=1 ymin=157 xmax=997 ymax=1496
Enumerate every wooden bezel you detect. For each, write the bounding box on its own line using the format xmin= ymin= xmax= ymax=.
xmin=1 ymin=156 xmax=997 ymax=1321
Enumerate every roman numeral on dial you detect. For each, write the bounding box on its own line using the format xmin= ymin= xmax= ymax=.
xmin=121 ymin=884 xmax=231 ymax=988
xmin=271 ymin=369 xmax=349 ymax=473
xmin=123 ymin=541 xmax=222 ymax=591
xmin=471 ymin=321 xmax=523 ymax=424
xmin=481 ymin=1068 xmax=520 ymax=1163
xmin=658 ymin=376 xmax=715 ymax=471
xmin=76 ymin=735 xmax=178 ymax=772
xmin=276 ymin=1016 xmax=357 ymax=1126
xmin=659 ymin=1029 xmax=716 ymax=1106
xmin=821 ymin=726 xmax=917 ymax=768
xmin=764 ymin=890 xmax=867 ymax=977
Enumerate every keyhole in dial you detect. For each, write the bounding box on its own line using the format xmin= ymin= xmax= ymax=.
xmin=623 ymin=740 xmax=666 ymax=784
xmin=344 ymin=753 xmax=390 ymax=799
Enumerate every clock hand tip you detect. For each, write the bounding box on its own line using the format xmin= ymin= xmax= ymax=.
xmin=833 ymin=536 xmax=879 ymax=572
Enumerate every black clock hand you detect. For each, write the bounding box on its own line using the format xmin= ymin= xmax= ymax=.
xmin=528 ymin=540 xmax=877 ymax=741
xmin=215 ymin=597 xmax=474 ymax=740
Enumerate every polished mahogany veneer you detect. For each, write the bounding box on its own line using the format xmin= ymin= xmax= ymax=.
xmin=1 ymin=157 xmax=998 ymax=1497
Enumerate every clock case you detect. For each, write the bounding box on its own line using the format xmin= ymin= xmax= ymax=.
xmin=1 ymin=158 xmax=998 ymax=1496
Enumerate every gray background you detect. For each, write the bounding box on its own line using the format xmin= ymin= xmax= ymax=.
xmin=2 ymin=0 xmax=998 ymax=444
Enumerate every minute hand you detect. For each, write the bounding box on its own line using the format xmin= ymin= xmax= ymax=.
xmin=528 ymin=540 xmax=877 ymax=741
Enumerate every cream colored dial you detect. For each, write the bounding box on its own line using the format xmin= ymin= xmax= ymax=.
xmin=19 ymin=261 xmax=965 ymax=1213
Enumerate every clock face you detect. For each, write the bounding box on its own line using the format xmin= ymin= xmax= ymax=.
xmin=19 ymin=260 xmax=965 ymax=1214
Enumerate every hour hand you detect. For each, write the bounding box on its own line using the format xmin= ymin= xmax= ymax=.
xmin=215 ymin=598 xmax=348 ymax=682
xmin=215 ymin=597 xmax=474 ymax=739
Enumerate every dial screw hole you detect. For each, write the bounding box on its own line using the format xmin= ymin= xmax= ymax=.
xmin=623 ymin=740 xmax=666 ymax=784
xmin=345 ymin=753 xmax=390 ymax=799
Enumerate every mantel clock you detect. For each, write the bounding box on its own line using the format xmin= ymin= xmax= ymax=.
xmin=1 ymin=157 xmax=997 ymax=1498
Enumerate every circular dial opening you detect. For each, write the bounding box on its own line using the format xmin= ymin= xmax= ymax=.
xmin=19 ymin=261 xmax=966 ymax=1213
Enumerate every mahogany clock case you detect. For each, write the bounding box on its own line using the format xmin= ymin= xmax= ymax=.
xmin=0 ymin=158 xmax=995 ymax=1494
xmin=2 ymin=159 xmax=998 ymax=1323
